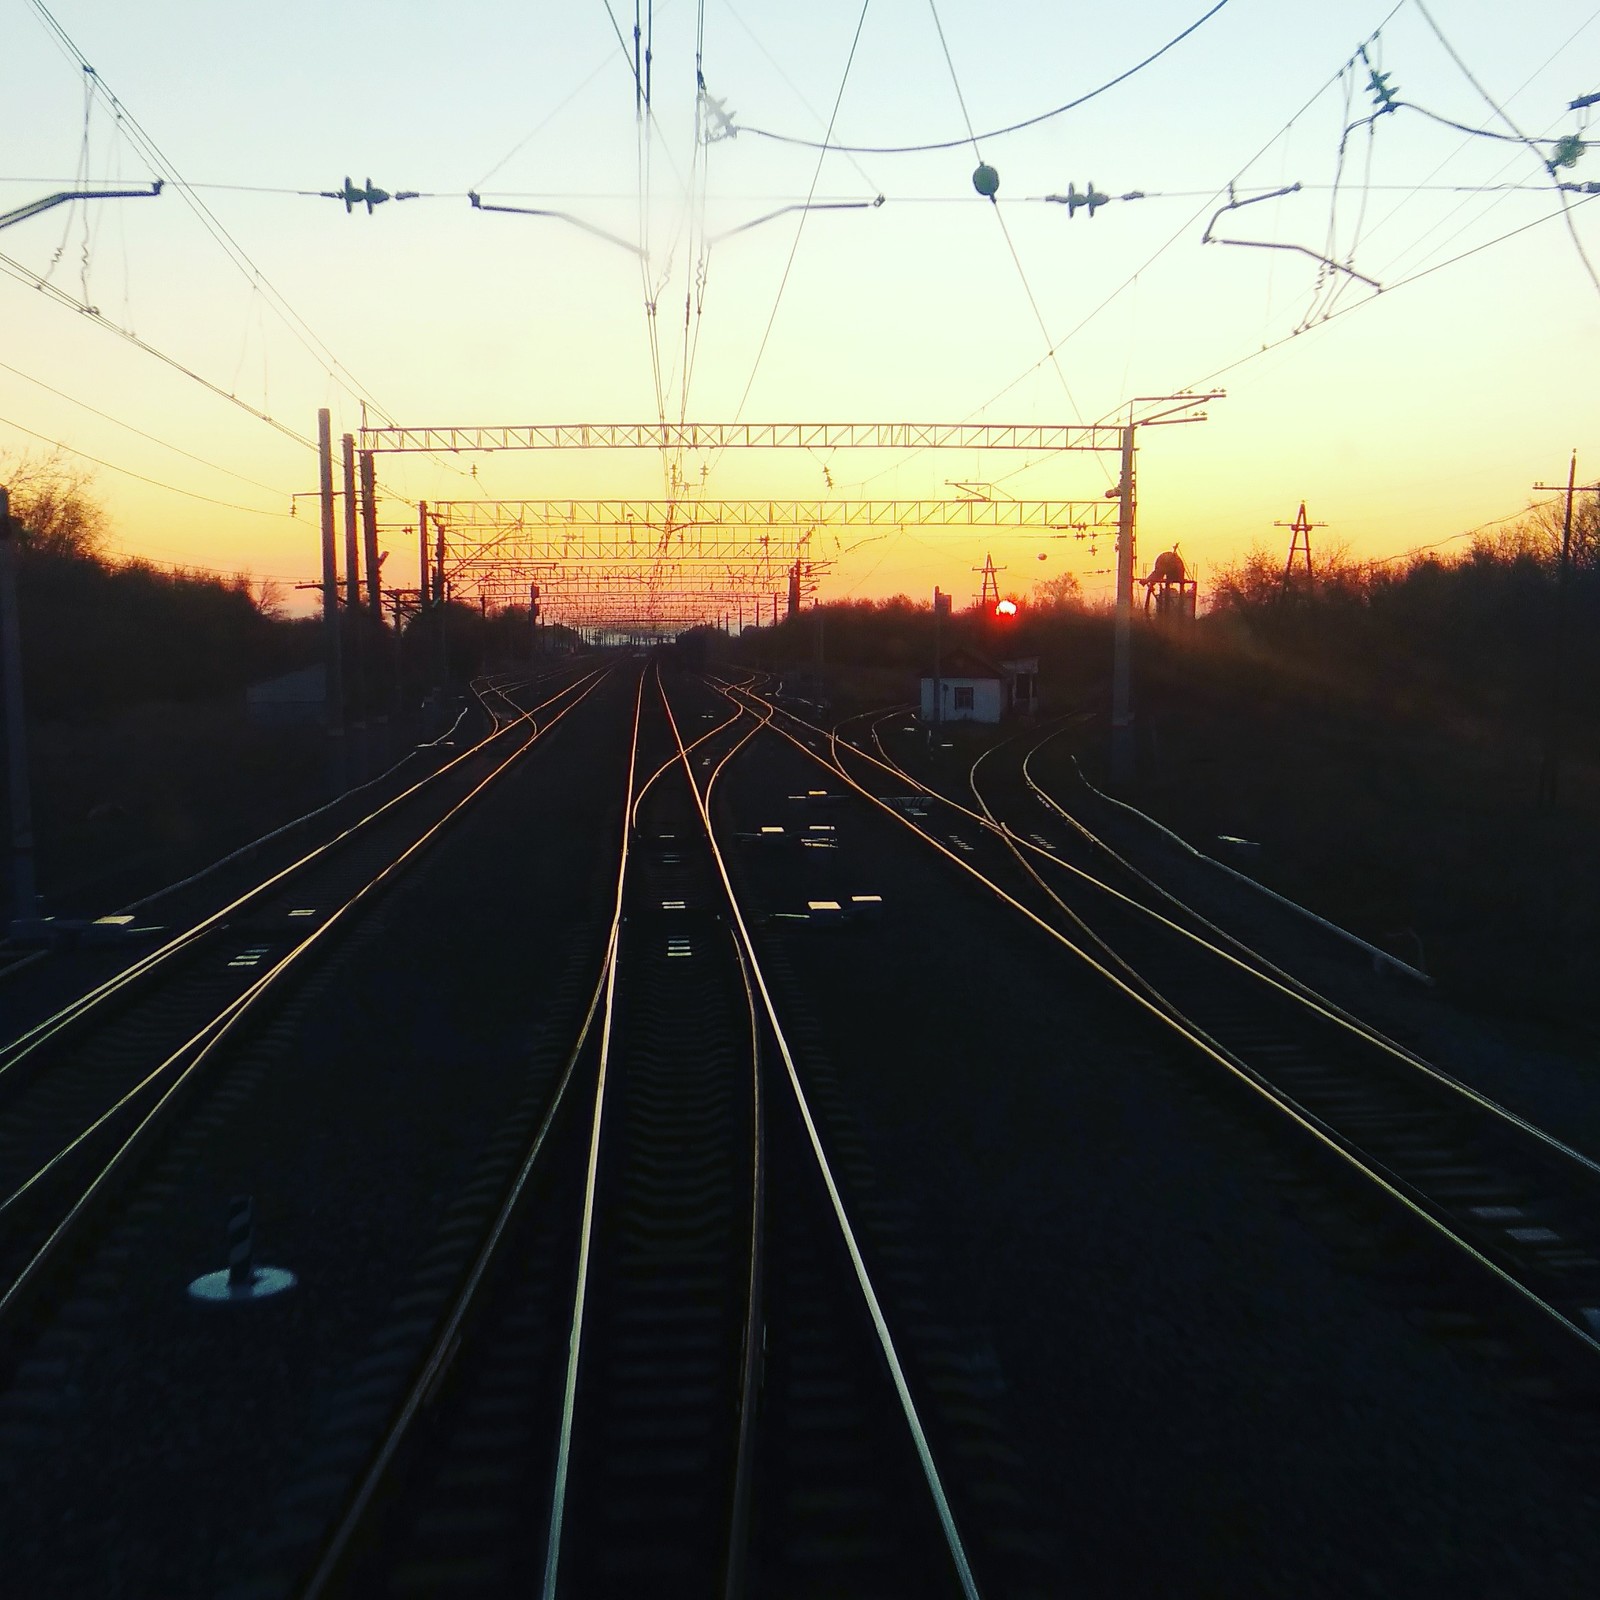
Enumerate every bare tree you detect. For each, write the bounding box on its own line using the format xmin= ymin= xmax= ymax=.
xmin=0 ymin=451 xmax=108 ymax=559
xmin=1030 ymin=570 xmax=1084 ymax=609
xmin=245 ymin=574 xmax=288 ymax=620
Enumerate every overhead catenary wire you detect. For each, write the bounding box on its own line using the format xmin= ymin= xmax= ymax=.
xmin=1184 ymin=190 xmax=1600 ymax=392
xmin=23 ymin=2 xmax=397 ymax=426
xmin=737 ymin=0 xmax=1231 ymax=154
xmin=18 ymin=0 xmax=485 ymax=505
xmin=832 ymin=3 xmax=1408 ymax=499
xmin=724 ymin=0 xmax=873 ymax=434
xmin=1409 ymin=0 xmax=1600 ymax=296
xmin=924 ymin=0 xmax=1094 ymax=441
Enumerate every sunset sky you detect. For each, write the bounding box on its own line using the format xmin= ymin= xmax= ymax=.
xmin=2 ymin=0 xmax=1596 ymax=614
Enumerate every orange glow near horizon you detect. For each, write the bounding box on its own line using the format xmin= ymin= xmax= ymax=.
xmin=1 ymin=5 xmax=1595 ymax=623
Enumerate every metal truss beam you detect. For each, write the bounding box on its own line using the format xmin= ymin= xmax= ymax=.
xmin=434 ymin=498 xmax=1115 ymax=531
xmin=363 ymin=422 xmax=1125 ymax=454
xmin=431 ymin=498 xmax=1116 ymax=572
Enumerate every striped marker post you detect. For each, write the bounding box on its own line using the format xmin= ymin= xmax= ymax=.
xmin=188 ymin=1194 xmax=297 ymax=1303
xmin=226 ymin=1195 xmax=255 ymax=1290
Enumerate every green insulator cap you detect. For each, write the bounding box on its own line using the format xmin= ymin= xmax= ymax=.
xmin=972 ymin=163 xmax=1000 ymax=198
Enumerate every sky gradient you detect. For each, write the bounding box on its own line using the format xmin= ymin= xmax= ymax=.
xmin=3 ymin=0 xmax=1597 ymax=613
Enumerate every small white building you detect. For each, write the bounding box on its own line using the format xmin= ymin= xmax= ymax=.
xmin=246 ymin=664 xmax=325 ymax=727
xmin=919 ymin=647 xmax=1005 ymax=724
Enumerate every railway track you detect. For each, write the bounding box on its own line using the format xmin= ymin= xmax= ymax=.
xmin=0 ymin=664 xmax=612 ymax=1373
xmin=296 ymin=662 xmax=980 ymax=1599
xmin=729 ymin=682 xmax=1600 ymax=1378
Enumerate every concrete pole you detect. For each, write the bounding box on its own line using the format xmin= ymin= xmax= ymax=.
xmin=1537 ymin=451 xmax=1579 ymax=810
xmin=417 ymin=501 xmax=430 ymax=606
xmin=434 ymin=523 xmax=448 ymax=686
xmin=0 ymin=488 xmax=38 ymax=927
xmin=360 ymin=452 xmax=381 ymax=620
xmin=1110 ymin=423 xmax=1136 ymax=787
xmin=318 ymin=410 xmax=345 ymax=785
xmin=341 ymin=434 xmax=359 ymax=612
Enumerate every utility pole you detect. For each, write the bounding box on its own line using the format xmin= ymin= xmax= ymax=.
xmin=1110 ymin=424 xmax=1137 ymax=786
xmin=417 ymin=501 xmax=430 ymax=607
xmin=341 ymin=434 xmax=367 ymax=779
xmin=1531 ymin=453 xmax=1599 ymax=809
xmin=434 ymin=520 xmax=448 ymax=686
xmin=932 ymin=585 xmax=951 ymax=729
xmin=341 ymin=435 xmax=360 ymax=611
xmin=360 ymin=452 xmax=382 ymax=618
xmin=0 ymin=487 xmax=38 ymax=933
xmin=317 ymin=410 xmax=345 ymax=790
xmin=1107 ymin=392 xmax=1223 ymax=787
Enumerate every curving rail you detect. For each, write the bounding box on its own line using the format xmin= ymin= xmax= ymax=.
xmin=722 ymin=682 xmax=1600 ymax=1367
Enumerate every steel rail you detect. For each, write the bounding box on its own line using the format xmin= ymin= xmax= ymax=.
xmin=0 ymin=670 xmax=616 ymax=1318
xmin=655 ymin=671 xmax=770 ymax=1600
xmin=295 ymin=908 xmax=617 ymax=1600
xmin=0 ymin=666 xmax=605 ymax=1080
xmin=996 ymin=730 xmax=1600 ymax=1177
xmin=782 ymin=692 xmax=1600 ymax=1186
xmin=544 ymin=664 xmax=773 ymax=1597
xmin=628 ymin=692 xmax=748 ymax=835
xmin=540 ymin=670 xmax=648 ymax=1600
xmin=1062 ymin=737 xmax=1431 ymax=983
xmin=687 ymin=685 xmax=984 ymax=1600
xmin=116 ymin=662 xmax=556 ymax=923
xmin=718 ymin=684 xmax=1600 ymax=1362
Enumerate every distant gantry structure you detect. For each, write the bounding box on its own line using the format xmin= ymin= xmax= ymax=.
xmin=350 ymin=420 xmax=1135 ymax=638
xmin=421 ymin=496 xmax=1120 ymax=634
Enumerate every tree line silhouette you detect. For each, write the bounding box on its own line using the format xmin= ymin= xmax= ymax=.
xmin=3 ymin=455 xmax=318 ymax=722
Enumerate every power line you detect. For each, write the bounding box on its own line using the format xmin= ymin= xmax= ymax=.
xmin=22 ymin=0 xmax=406 ymax=427
xmin=102 ymin=544 xmax=310 ymax=585
xmin=1364 ymin=493 xmax=1567 ymax=566
xmin=738 ymin=0 xmax=1231 ymax=154
xmin=0 ymin=413 xmax=296 ymax=517
xmin=0 ymin=250 xmax=315 ymax=447
xmin=0 ymin=358 xmax=290 ymax=494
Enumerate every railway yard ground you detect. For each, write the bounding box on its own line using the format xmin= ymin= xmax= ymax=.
xmin=2 ymin=654 xmax=1599 ymax=1597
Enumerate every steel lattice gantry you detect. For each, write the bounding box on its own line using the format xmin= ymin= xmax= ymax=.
xmin=360 ymin=421 xmax=1127 ymax=454
xmin=429 ymin=498 xmax=1119 ymax=630
xmin=364 ymin=421 xmax=1132 ymax=632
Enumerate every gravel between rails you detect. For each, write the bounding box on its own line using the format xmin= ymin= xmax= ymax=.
xmin=720 ymin=716 xmax=1600 ymax=1599
xmin=0 ymin=669 xmax=633 ymax=1599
